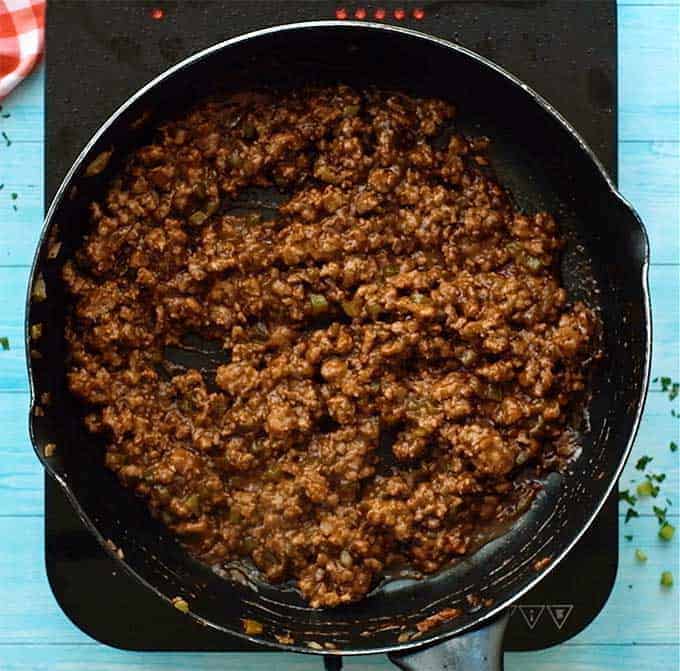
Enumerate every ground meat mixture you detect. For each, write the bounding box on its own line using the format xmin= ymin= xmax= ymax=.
xmin=64 ymin=86 xmax=597 ymax=608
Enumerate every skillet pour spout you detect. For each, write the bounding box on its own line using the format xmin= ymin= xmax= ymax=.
xmin=26 ymin=22 xmax=650 ymax=670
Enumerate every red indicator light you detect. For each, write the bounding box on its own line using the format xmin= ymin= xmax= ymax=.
xmin=150 ymin=7 xmax=164 ymax=20
xmin=374 ymin=7 xmax=386 ymax=20
xmin=354 ymin=7 xmax=367 ymax=19
xmin=335 ymin=7 xmax=348 ymax=19
xmin=393 ymin=7 xmax=406 ymax=21
xmin=412 ymin=7 xmax=425 ymax=20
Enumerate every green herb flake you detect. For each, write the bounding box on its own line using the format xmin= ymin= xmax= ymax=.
xmin=343 ymin=104 xmax=360 ymax=118
xmin=11 ymin=192 xmax=17 ymax=200
xmin=657 ymin=377 xmax=679 ymax=401
xmin=635 ymin=549 xmax=648 ymax=562
xmin=1 ymin=131 xmax=11 ymax=147
xmin=0 ymin=336 xmax=9 ymax=351
xmin=648 ymin=473 xmax=666 ymax=483
xmin=309 ymin=293 xmax=329 ymax=315
xmin=188 ymin=210 xmax=208 ymax=227
xmin=619 ymin=490 xmax=637 ymax=506
xmin=635 ymin=455 xmax=653 ymax=470
xmin=625 ymin=508 xmax=639 ymax=524
xmin=671 ymin=441 xmax=678 ymax=453
xmin=660 ymin=571 xmax=674 ymax=588
xmin=653 ymin=506 xmax=668 ymax=525
xmin=624 ymin=534 xmax=633 ymax=541
xmin=659 ymin=523 xmax=675 ymax=542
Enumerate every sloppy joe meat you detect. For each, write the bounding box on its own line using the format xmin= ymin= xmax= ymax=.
xmin=64 ymin=86 xmax=597 ymax=608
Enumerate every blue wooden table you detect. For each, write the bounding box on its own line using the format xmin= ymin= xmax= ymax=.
xmin=0 ymin=3 xmax=678 ymax=669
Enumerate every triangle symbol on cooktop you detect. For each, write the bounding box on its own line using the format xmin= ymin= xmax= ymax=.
xmin=518 ymin=605 xmax=545 ymax=629
xmin=547 ymin=604 xmax=574 ymax=630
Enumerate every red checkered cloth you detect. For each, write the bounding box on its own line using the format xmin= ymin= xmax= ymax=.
xmin=0 ymin=0 xmax=44 ymax=100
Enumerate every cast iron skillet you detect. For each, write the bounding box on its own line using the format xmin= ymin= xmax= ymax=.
xmin=26 ymin=22 xmax=650 ymax=670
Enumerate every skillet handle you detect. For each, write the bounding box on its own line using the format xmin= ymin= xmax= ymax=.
xmin=388 ymin=610 xmax=510 ymax=671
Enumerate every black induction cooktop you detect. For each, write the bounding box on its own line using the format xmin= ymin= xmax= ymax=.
xmin=45 ymin=0 xmax=618 ymax=655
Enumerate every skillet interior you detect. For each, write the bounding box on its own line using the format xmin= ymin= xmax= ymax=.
xmin=27 ymin=23 xmax=649 ymax=653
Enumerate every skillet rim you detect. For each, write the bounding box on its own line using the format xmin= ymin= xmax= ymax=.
xmin=25 ymin=20 xmax=652 ymax=656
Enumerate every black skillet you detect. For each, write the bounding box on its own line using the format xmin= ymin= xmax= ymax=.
xmin=26 ymin=22 xmax=651 ymax=671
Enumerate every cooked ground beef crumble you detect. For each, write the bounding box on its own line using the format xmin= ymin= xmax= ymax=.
xmin=64 ymin=86 xmax=597 ymax=608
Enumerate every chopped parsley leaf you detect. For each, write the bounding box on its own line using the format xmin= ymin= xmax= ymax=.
xmin=636 ymin=455 xmax=653 ymax=470
xmin=625 ymin=508 xmax=639 ymax=524
xmin=624 ymin=534 xmax=633 ymax=541
xmin=657 ymin=376 xmax=679 ymax=401
xmin=653 ymin=506 xmax=668 ymax=526
xmin=0 ymin=336 xmax=9 ymax=351
xmin=671 ymin=441 xmax=678 ymax=453
xmin=619 ymin=489 xmax=637 ymax=506
xmin=1 ymin=131 xmax=10 ymax=147
xmin=647 ymin=473 xmax=666 ymax=483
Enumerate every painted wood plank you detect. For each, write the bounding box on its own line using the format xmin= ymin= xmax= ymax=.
xmin=0 ymin=515 xmax=91 ymax=646
xmin=0 ymin=124 xmax=679 ymax=271
xmin=619 ymin=0 xmax=679 ymax=5
xmin=3 ymin=7 xmax=676 ymax=148
xmin=1 ymin=262 xmax=677 ymax=393
xmin=0 ymin=391 xmax=38 ymax=517
xmin=0 ymin=266 xmax=30 ymax=392
xmin=648 ymin=266 xmax=680 ymax=386
xmin=1 ymin=387 xmax=676 ymax=519
xmin=619 ymin=141 xmax=680 ymax=265
xmin=619 ymin=389 xmax=680 ymax=515
xmin=0 ymin=140 xmax=44 ymax=266
xmin=508 ymin=645 xmax=679 ymax=671
xmin=0 ymin=643 xmax=677 ymax=671
xmin=570 ymin=518 xmax=679 ymax=645
xmin=1 ymin=139 xmax=677 ymax=267
xmin=0 ymin=3 xmax=678 ymax=668
xmin=0 ymin=65 xmax=44 ymax=145
xmin=0 ymin=514 xmax=676 ymax=647
xmin=0 ymin=6 xmax=678 ymax=149
xmin=619 ymin=5 xmax=680 ymax=141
